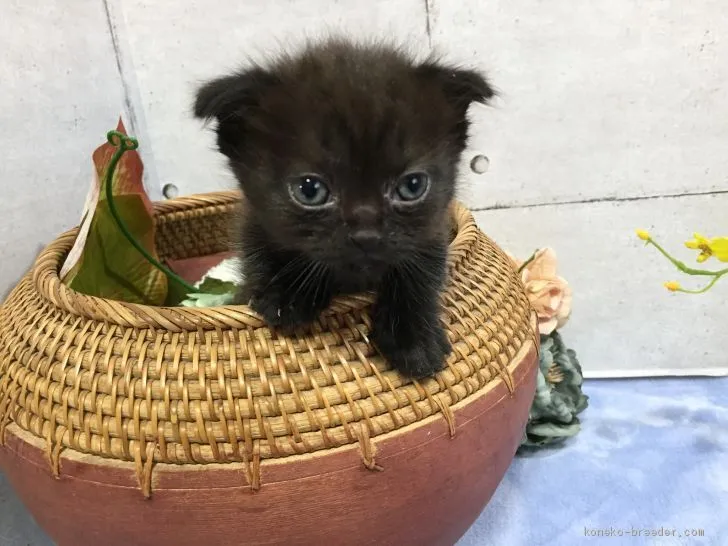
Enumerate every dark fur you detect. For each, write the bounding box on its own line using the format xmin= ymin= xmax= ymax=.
xmin=194 ymin=38 xmax=494 ymax=377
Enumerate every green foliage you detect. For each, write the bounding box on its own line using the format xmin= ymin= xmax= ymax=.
xmin=62 ymin=122 xmax=171 ymax=305
xmin=65 ymin=196 xmax=167 ymax=305
xmin=62 ymin=124 xmax=198 ymax=306
xmin=519 ymin=331 xmax=589 ymax=449
xmin=180 ymin=277 xmax=237 ymax=307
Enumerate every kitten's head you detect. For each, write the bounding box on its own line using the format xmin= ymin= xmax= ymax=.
xmin=194 ymin=39 xmax=493 ymax=280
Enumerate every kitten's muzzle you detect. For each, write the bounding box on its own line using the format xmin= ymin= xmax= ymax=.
xmin=348 ymin=229 xmax=383 ymax=252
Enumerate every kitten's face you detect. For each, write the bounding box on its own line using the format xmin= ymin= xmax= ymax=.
xmin=195 ymin=40 xmax=493 ymax=282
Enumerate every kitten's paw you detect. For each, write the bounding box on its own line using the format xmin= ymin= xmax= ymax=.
xmin=372 ymin=321 xmax=451 ymax=378
xmin=249 ymin=290 xmax=319 ymax=329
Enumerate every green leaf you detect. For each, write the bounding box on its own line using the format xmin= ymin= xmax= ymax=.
xmin=180 ymin=291 xmax=236 ymax=308
xmin=65 ymin=196 xmax=166 ymax=304
xmin=197 ymin=277 xmax=238 ymax=295
xmin=527 ymin=420 xmax=582 ymax=438
xmin=519 ymin=331 xmax=589 ymax=451
xmin=177 ymin=275 xmax=238 ymax=307
xmin=62 ymin=120 xmax=171 ymax=305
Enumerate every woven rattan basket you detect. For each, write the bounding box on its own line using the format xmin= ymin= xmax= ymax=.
xmin=0 ymin=191 xmax=538 ymax=546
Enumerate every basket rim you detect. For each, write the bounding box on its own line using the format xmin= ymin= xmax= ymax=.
xmin=25 ymin=191 xmax=481 ymax=331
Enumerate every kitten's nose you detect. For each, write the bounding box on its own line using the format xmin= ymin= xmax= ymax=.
xmin=349 ymin=229 xmax=382 ymax=251
xmin=346 ymin=204 xmax=382 ymax=251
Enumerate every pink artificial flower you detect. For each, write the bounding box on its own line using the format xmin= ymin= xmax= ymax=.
xmin=508 ymin=248 xmax=572 ymax=335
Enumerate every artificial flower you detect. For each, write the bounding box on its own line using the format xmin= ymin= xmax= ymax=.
xmin=664 ymin=281 xmax=681 ymax=292
xmin=636 ymin=229 xmax=651 ymax=241
xmin=511 ymin=248 xmax=572 ymax=335
xmin=519 ymin=331 xmax=588 ymax=449
xmin=684 ymin=233 xmax=728 ymax=263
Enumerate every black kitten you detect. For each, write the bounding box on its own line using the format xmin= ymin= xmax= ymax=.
xmin=194 ymin=38 xmax=493 ymax=377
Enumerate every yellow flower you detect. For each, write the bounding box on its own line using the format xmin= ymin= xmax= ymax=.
xmin=684 ymin=233 xmax=728 ymax=263
xmin=635 ymin=229 xmax=650 ymax=241
xmin=664 ymin=281 xmax=681 ymax=292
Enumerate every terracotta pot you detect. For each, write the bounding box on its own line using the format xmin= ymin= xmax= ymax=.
xmin=0 ymin=342 xmax=535 ymax=546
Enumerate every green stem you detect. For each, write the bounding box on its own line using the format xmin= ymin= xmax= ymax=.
xmin=517 ymin=249 xmax=540 ymax=274
xmin=676 ymin=272 xmax=725 ymax=294
xmin=104 ymin=130 xmax=198 ymax=295
xmin=647 ymin=239 xmax=728 ymax=277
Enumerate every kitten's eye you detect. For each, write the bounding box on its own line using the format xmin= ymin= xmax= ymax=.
xmin=288 ymin=175 xmax=331 ymax=207
xmin=394 ymin=172 xmax=430 ymax=202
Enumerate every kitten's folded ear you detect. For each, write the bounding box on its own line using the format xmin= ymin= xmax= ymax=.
xmin=193 ymin=67 xmax=275 ymax=158
xmin=416 ymin=61 xmax=495 ymax=115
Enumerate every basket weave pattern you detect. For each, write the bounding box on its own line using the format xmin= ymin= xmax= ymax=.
xmin=0 ymin=192 xmax=534 ymax=491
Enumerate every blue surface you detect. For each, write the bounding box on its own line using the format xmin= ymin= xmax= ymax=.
xmin=1 ymin=378 xmax=726 ymax=545
xmin=458 ymin=377 xmax=728 ymax=546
